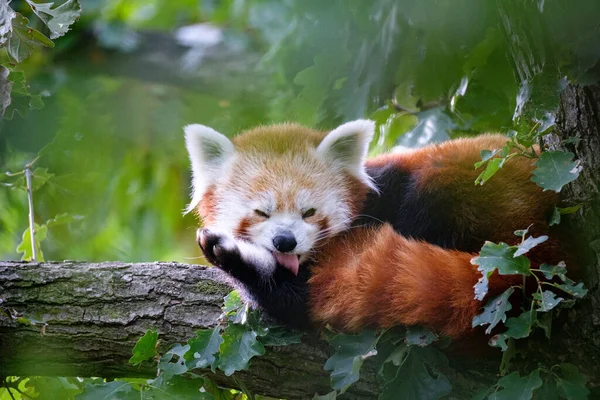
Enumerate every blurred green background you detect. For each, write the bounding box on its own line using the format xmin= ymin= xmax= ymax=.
xmin=1 ymin=0 xmax=599 ymax=263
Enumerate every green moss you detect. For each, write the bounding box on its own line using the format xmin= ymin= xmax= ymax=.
xmin=196 ymin=280 xmax=229 ymax=296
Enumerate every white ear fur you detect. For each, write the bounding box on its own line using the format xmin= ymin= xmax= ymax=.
xmin=184 ymin=124 xmax=235 ymax=213
xmin=316 ymin=119 xmax=377 ymax=191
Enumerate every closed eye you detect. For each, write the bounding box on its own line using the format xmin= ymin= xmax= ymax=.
xmin=254 ymin=209 xmax=270 ymax=218
xmin=302 ymin=208 xmax=316 ymax=219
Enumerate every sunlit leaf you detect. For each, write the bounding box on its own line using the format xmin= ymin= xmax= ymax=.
xmin=16 ymin=223 xmax=47 ymax=261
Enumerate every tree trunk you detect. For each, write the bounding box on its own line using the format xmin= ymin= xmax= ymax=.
xmin=540 ymin=82 xmax=600 ymax=390
xmin=0 ymin=261 xmax=382 ymax=399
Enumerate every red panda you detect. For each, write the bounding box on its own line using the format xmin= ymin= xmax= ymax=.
xmin=184 ymin=120 xmax=560 ymax=339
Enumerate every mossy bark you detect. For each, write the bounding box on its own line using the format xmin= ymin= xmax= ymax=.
xmin=0 ymin=261 xmax=381 ymax=399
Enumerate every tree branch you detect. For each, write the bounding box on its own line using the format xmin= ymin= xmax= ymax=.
xmin=0 ymin=261 xmax=382 ymax=399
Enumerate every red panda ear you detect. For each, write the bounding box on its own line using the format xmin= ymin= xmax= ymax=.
xmin=184 ymin=124 xmax=235 ymax=214
xmin=316 ymin=119 xmax=377 ymax=191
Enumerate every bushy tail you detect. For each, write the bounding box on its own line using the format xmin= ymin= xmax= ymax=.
xmin=308 ymin=224 xmax=521 ymax=338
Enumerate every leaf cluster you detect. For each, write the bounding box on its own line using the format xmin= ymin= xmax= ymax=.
xmin=75 ymin=291 xmax=302 ymax=399
xmin=0 ymin=0 xmax=81 ymax=118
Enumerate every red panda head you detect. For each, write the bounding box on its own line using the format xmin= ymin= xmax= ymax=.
xmin=184 ymin=120 xmax=375 ymax=272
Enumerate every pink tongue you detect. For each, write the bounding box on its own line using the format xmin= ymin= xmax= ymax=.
xmin=274 ymin=253 xmax=300 ymax=276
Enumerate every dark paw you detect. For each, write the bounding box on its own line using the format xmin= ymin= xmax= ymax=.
xmin=197 ymin=228 xmax=241 ymax=268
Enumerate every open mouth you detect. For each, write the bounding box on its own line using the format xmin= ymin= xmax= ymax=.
xmin=272 ymin=252 xmax=301 ymax=276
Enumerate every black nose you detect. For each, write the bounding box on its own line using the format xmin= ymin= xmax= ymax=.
xmin=273 ymin=232 xmax=297 ymax=252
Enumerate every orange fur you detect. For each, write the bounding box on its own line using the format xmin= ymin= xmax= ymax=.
xmin=309 ymin=135 xmax=561 ymax=338
xmin=191 ymin=123 xmax=565 ymax=339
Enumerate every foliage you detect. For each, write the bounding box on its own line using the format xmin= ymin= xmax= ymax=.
xmin=321 ymin=327 xmax=451 ymax=399
xmin=67 ymin=291 xmax=302 ymax=399
xmin=0 ymin=0 xmax=81 ymax=118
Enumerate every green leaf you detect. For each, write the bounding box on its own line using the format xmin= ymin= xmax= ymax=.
xmin=75 ymin=381 xmax=137 ymax=400
xmin=536 ymin=311 xmax=553 ymax=339
xmin=536 ymin=380 xmax=561 ymax=400
xmin=488 ymin=370 xmax=543 ymax=400
xmin=25 ymin=377 xmax=81 ymax=400
xmin=504 ymin=309 xmax=536 ymax=339
xmin=218 ymin=323 xmax=265 ymax=376
xmin=222 ymin=291 xmax=243 ymax=314
xmin=533 ymin=291 xmax=564 ymax=312
xmin=7 ymin=12 xmax=54 ymax=63
xmin=324 ymin=329 xmax=379 ymax=393
xmin=24 ymin=0 xmax=82 ymax=39
xmin=555 ymin=363 xmax=590 ymax=400
xmin=549 ymin=207 xmax=561 ymax=226
xmin=16 ymin=223 xmax=47 ymax=261
xmin=258 ymin=326 xmax=303 ymax=346
xmin=555 ymin=282 xmax=588 ymax=298
xmin=185 ymin=327 xmax=223 ymax=371
xmin=380 ymin=347 xmax=451 ymax=400
xmin=472 ymin=288 xmax=514 ymax=334
xmin=1 ymin=67 xmax=45 ymax=119
xmin=558 ymin=205 xmax=582 ymax=215
xmin=158 ymin=343 xmax=191 ymax=376
xmin=46 ymin=212 xmax=84 ymax=226
xmin=475 ymin=156 xmax=504 ymax=185
xmin=531 ymin=151 xmax=581 ymax=192
xmin=405 ymin=326 xmax=438 ymax=347
xmin=539 ymin=263 xmax=568 ymax=281
xmin=514 ymin=235 xmax=548 ymax=257
xmin=549 ymin=205 xmax=583 ymax=226
xmin=472 ymin=242 xmax=530 ymax=300
xmin=475 ymin=149 xmax=501 ymax=168
xmin=129 ymin=329 xmax=158 ymax=365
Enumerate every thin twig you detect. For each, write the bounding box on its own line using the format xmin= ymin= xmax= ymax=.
xmin=24 ymin=165 xmax=37 ymax=262
xmin=3 ymin=381 xmax=17 ymax=400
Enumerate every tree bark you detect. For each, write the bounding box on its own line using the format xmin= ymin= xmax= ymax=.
xmin=0 ymin=261 xmax=382 ymax=399
xmin=540 ymin=82 xmax=600 ymax=391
